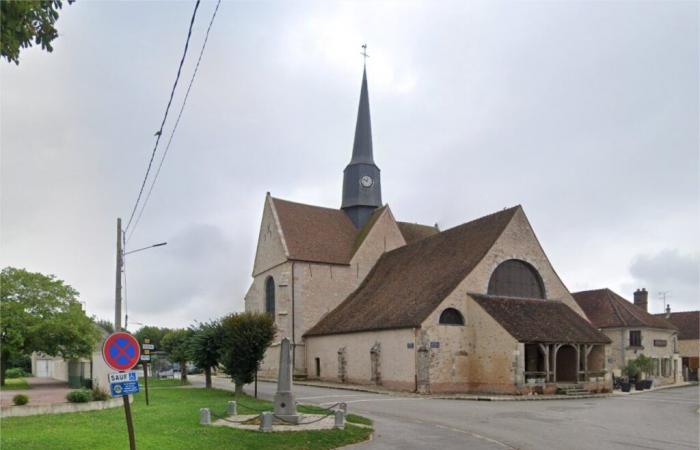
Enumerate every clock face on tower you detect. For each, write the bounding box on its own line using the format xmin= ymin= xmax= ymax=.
xmin=360 ymin=175 xmax=374 ymax=188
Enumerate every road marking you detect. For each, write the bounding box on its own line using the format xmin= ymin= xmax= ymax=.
xmin=319 ymin=397 xmax=422 ymax=406
xmin=434 ymin=423 xmax=517 ymax=449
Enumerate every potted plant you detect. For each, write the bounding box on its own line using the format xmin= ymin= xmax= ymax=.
xmin=635 ymin=354 xmax=654 ymax=390
xmin=621 ymin=360 xmax=639 ymax=392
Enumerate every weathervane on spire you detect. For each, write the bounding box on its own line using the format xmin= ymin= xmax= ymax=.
xmin=361 ymin=43 xmax=369 ymax=66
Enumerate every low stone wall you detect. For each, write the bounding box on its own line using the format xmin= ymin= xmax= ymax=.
xmin=1 ymin=395 xmax=130 ymax=418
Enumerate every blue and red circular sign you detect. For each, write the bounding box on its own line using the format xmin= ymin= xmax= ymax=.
xmin=102 ymin=332 xmax=141 ymax=371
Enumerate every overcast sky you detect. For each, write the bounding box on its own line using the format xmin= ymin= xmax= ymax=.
xmin=1 ymin=1 xmax=697 ymax=330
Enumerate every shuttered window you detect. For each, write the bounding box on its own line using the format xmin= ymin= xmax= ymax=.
xmin=487 ymin=259 xmax=545 ymax=299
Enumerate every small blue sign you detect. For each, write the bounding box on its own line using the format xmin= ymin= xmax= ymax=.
xmin=110 ymin=380 xmax=140 ymax=397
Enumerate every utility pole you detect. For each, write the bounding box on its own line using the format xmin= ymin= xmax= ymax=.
xmin=115 ymin=218 xmax=123 ymax=331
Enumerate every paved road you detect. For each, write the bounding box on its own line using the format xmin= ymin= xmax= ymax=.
xmin=192 ymin=376 xmax=699 ymax=450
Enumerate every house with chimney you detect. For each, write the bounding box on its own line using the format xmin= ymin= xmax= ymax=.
xmin=572 ymin=288 xmax=682 ymax=386
xmin=656 ymin=309 xmax=699 ymax=381
xmin=244 ymin=64 xmax=612 ymax=394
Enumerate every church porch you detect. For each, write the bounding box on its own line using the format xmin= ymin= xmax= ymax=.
xmin=521 ymin=342 xmax=608 ymax=394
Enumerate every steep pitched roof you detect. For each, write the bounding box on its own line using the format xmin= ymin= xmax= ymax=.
xmin=397 ymin=222 xmax=439 ymax=244
xmin=305 ymin=207 xmax=520 ymax=336
xmin=655 ymin=311 xmax=699 ymax=340
xmin=272 ymin=197 xmax=358 ymax=265
xmin=572 ymin=289 xmax=677 ymax=331
xmin=471 ymin=294 xmax=611 ymax=344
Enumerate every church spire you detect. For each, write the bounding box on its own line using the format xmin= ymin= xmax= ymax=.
xmin=342 ymin=51 xmax=382 ymax=229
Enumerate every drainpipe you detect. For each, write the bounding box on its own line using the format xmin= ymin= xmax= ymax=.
xmin=291 ymin=261 xmax=296 ymax=372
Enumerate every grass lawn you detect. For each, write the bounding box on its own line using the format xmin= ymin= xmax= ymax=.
xmin=139 ymin=377 xmax=189 ymax=388
xmin=1 ymin=385 xmax=372 ymax=450
xmin=2 ymin=378 xmax=30 ymax=390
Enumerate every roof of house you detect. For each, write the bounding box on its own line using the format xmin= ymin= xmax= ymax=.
xmin=272 ymin=197 xmax=358 ymax=265
xmin=571 ymin=288 xmax=677 ymax=331
xmin=397 ymin=222 xmax=439 ymax=244
xmin=470 ymin=294 xmax=611 ymax=344
xmin=304 ymin=206 xmax=520 ymax=337
xmin=654 ymin=311 xmax=699 ymax=340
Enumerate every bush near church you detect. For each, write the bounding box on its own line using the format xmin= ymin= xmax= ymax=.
xmin=12 ymin=394 xmax=28 ymax=406
xmin=66 ymin=389 xmax=91 ymax=403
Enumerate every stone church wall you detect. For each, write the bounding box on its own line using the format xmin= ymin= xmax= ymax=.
xmin=305 ymin=328 xmax=416 ymax=391
xmin=463 ymin=207 xmax=587 ymax=318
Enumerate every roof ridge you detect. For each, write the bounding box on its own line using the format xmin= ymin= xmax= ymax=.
xmin=271 ymin=196 xmax=343 ymax=213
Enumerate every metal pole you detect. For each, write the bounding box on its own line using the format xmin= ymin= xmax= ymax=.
xmin=115 ymin=218 xmax=123 ymax=331
xmin=143 ymin=361 xmax=150 ymax=406
xmin=123 ymin=395 xmax=136 ymax=450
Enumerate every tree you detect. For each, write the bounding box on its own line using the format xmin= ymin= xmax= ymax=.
xmin=1 ymin=0 xmax=75 ymax=65
xmin=93 ymin=318 xmax=114 ymax=334
xmin=219 ymin=312 xmax=275 ymax=395
xmin=188 ymin=320 xmax=222 ymax=388
xmin=634 ymin=354 xmax=655 ymax=380
xmin=133 ymin=325 xmax=171 ymax=349
xmin=0 ymin=267 xmax=100 ymax=385
xmin=161 ymin=328 xmax=193 ymax=384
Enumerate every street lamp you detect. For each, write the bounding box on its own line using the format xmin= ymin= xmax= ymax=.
xmin=124 ymin=242 xmax=167 ymax=256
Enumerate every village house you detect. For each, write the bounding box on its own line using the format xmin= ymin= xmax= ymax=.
xmin=245 ymin=66 xmax=611 ymax=394
xmin=572 ymin=288 xmax=682 ymax=386
xmin=656 ymin=309 xmax=699 ymax=381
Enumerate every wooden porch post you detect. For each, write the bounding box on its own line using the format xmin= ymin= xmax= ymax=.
xmin=584 ymin=344 xmax=594 ymax=382
xmin=575 ymin=344 xmax=581 ymax=382
xmin=539 ymin=344 xmax=550 ymax=383
xmin=552 ymin=344 xmax=562 ymax=383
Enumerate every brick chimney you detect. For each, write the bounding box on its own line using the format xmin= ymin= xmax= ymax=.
xmin=633 ymin=288 xmax=648 ymax=311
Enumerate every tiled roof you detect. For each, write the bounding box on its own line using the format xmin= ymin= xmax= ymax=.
xmin=305 ymin=207 xmax=520 ymax=336
xmin=272 ymin=197 xmax=358 ymax=265
xmin=571 ymin=289 xmax=677 ymax=331
xmin=397 ymin=222 xmax=439 ymax=244
xmin=655 ymin=311 xmax=699 ymax=340
xmin=471 ymin=294 xmax=611 ymax=344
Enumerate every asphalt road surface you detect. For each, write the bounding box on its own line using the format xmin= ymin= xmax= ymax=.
xmin=191 ymin=376 xmax=699 ymax=450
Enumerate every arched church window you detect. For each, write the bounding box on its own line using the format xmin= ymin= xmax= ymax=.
xmin=439 ymin=308 xmax=464 ymax=325
xmin=265 ymin=276 xmax=275 ymax=316
xmin=487 ymin=259 xmax=545 ymax=299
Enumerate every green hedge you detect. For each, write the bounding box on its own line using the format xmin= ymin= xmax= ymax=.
xmin=66 ymin=389 xmax=92 ymax=403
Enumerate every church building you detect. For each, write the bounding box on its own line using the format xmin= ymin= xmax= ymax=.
xmin=245 ymin=66 xmax=611 ymax=394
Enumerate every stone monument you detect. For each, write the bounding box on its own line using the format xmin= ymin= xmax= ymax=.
xmin=273 ymin=337 xmax=300 ymax=424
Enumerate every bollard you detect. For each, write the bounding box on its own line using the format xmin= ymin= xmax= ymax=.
xmin=199 ymin=408 xmax=211 ymax=425
xmin=260 ymin=411 xmax=273 ymax=432
xmin=227 ymin=400 xmax=237 ymax=416
xmin=334 ymin=409 xmax=345 ymax=429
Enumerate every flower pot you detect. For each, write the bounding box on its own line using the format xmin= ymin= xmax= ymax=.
xmin=635 ymin=382 xmax=645 ymax=391
xmin=621 ymin=383 xmax=631 ymax=392
xmin=643 ymin=380 xmax=653 ymax=389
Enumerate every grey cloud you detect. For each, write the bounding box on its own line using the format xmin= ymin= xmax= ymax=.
xmin=628 ymin=249 xmax=699 ymax=312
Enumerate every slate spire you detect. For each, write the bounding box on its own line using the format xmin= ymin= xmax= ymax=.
xmin=342 ymin=65 xmax=382 ymax=228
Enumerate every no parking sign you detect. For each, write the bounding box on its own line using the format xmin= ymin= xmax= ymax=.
xmin=102 ymin=332 xmax=141 ymax=371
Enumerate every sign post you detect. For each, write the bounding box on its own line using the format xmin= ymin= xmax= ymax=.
xmin=141 ymin=338 xmax=155 ymax=406
xmin=103 ymin=332 xmax=141 ymax=450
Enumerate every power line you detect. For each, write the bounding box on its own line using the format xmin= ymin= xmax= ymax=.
xmin=127 ymin=0 xmax=222 ymax=243
xmin=124 ymin=0 xmax=202 ymax=234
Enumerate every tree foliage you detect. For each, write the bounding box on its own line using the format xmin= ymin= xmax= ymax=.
xmin=219 ymin=312 xmax=275 ymax=394
xmin=0 ymin=267 xmax=100 ymax=385
xmin=133 ymin=325 xmax=171 ymax=349
xmin=93 ymin=318 xmax=114 ymax=334
xmin=188 ymin=320 xmax=222 ymax=388
xmin=161 ymin=328 xmax=193 ymax=384
xmin=1 ymin=0 xmax=75 ymax=65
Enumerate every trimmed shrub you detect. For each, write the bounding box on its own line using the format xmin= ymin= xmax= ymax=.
xmin=5 ymin=368 xmax=29 ymax=379
xmin=12 ymin=394 xmax=29 ymax=406
xmin=91 ymin=387 xmax=110 ymax=401
xmin=66 ymin=389 xmax=92 ymax=403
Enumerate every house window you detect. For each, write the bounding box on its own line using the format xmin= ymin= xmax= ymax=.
xmin=265 ymin=276 xmax=275 ymax=316
xmin=487 ymin=259 xmax=545 ymax=299
xmin=439 ymin=308 xmax=464 ymax=325
xmin=629 ymin=330 xmax=642 ymax=347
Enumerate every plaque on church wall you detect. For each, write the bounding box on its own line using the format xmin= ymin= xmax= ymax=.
xmin=430 ymin=341 xmax=440 ymax=349
xmin=407 ymin=342 xmax=414 ymax=349
xmin=653 ymin=339 xmax=667 ymax=347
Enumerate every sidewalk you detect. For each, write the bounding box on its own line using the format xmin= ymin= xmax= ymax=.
xmin=0 ymin=377 xmax=71 ymax=407
xmin=248 ymin=376 xmax=612 ymax=401
xmin=611 ymin=381 xmax=697 ymax=396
